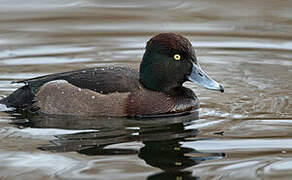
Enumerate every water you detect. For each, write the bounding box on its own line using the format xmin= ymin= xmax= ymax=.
xmin=0 ymin=0 xmax=292 ymax=179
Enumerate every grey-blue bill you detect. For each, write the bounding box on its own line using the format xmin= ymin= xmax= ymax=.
xmin=188 ymin=63 xmax=224 ymax=93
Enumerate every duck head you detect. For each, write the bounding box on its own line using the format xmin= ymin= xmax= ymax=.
xmin=140 ymin=33 xmax=224 ymax=92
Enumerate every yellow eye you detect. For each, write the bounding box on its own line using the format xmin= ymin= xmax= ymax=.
xmin=173 ymin=54 xmax=181 ymax=61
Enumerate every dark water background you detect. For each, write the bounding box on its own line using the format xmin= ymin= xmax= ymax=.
xmin=0 ymin=0 xmax=292 ymax=179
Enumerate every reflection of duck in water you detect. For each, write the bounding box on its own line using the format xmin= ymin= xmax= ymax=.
xmin=11 ymin=113 xmax=225 ymax=180
xmin=139 ymin=123 xmax=225 ymax=180
xmin=147 ymin=171 xmax=199 ymax=180
xmin=139 ymin=123 xmax=200 ymax=171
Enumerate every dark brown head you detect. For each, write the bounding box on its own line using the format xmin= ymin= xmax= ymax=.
xmin=139 ymin=33 xmax=224 ymax=92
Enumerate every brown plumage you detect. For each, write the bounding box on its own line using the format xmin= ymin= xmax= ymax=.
xmin=0 ymin=33 xmax=224 ymax=117
xmin=32 ymin=70 xmax=198 ymax=117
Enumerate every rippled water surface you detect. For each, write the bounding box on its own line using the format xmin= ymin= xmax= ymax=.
xmin=0 ymin=0 xmax=292 ymax=180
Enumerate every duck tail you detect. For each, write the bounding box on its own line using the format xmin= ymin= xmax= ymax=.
xmin=0 ymin=85 xmax=34 ymax=109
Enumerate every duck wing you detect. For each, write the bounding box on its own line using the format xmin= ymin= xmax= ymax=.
xmin=14 ymin=66 xmax=140 ymax=94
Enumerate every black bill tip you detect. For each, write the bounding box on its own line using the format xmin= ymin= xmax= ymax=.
xmin=219 ymin=84 xmax=224 ymax=93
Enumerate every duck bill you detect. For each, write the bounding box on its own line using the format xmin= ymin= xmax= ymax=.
xmin=188 ymin=63 xmax=224 ymax=92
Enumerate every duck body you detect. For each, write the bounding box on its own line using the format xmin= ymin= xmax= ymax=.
xmin=0 ymin=33 xmax=223 ymax=117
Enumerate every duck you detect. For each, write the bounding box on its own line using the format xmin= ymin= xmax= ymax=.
xmin=0 ymin=33 xmax=224 ymax=117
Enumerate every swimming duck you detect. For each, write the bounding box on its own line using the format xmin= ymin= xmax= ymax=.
xmin=0 ymin=33 xmax=224 ymax=117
